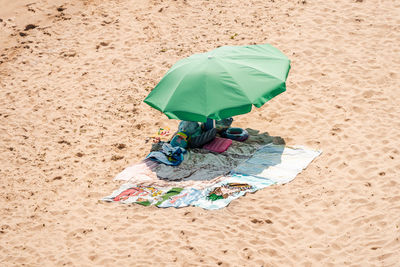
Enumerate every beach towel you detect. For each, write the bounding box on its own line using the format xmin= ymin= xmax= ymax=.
xmin=103 ymin=144 xmax=321 ymax=209
xmin=113 ymin=158 xmax=159 ymax=182
xmin=231 ymin=144 xmax=322 ymax=184
xmin=104 ymin=129 xmax=322 ymax=209
xmin=101 ymin=175 xmax=274 ymax=209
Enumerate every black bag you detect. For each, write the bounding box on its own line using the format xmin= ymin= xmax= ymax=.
xmin=188 ymin=128 xmax=217 ymax=148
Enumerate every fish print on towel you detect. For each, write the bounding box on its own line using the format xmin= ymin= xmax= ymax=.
xmin=192 ymin=175 xmax=275 ymax=210
xmin=102 ymin=183 xmax=171 ymax=206
xmin=157 ymin=188 xmax=202 ymax=208
xmin=207 ymin=183 xmax=253 ymax=201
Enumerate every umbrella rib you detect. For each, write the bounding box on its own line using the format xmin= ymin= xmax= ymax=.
xmin=162 ymin=60 xmax=203 ymax=113
xmin=224 ymin=54 xmax=289 ymax=61
xmin=145 ymin=58 xmax=202 ymax=112
xmin=204 ymin=63 xmax=209 ymax=117
xmin=214 ymin=58 xmax=287 ymax=107
xmin=220 ymin=58 xmax=288 ymax=83
xmin=213 ymin=58 xmax=253 ymax=105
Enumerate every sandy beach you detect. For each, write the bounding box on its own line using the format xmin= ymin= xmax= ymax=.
xmin=1 ymin=0 xmax=400 ymax=266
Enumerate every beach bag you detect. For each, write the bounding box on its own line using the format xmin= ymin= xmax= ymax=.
xmin=178 ymin=121 xmax=201 ymax=137
xmin=188 ymin=128 xmax=217 ymax=148
xmin=201 ymin=118 xmax=215 ymax=131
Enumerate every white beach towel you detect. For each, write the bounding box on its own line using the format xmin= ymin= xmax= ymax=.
xmin=231 ymin=144 xmax=322 ymax=184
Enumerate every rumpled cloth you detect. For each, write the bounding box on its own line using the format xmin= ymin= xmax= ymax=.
xmin=146 ymin=143 xmax=186 ymax=166
xmin=116 ymin=139 xmax=261 ymax=183
xmin=114 ymin=130 xmax=286 ymax=183
xmin=154 ymin=140 xmax=258 ymax=181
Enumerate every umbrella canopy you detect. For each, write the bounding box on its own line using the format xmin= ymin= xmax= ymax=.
xmin=144 ymin=44 xmax=290 ymax=122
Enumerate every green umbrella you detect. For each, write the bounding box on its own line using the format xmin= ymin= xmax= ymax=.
xmin=144 ymin=44 xmax=290 ymax=122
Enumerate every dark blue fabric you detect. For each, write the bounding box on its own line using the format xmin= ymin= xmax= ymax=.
xmin=146 ymin=143 xmax=186 ymax=166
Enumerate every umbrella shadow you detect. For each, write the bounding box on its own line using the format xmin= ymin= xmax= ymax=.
xmin=230 ymin=128 xmax=286 ymax=178
xmin=244 ymin=128 xmax=286 ymax=146
xmin=151 ymin=128 xmax=286 ymax=182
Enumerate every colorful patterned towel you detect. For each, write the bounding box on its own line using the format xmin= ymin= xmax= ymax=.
xmin=102 ymin=174 xmax=275 ymax=209
xmin=102 ymin=184 xmax=184 ymax=206
xmin=102 ymin=184 xmax=202 ymax=208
